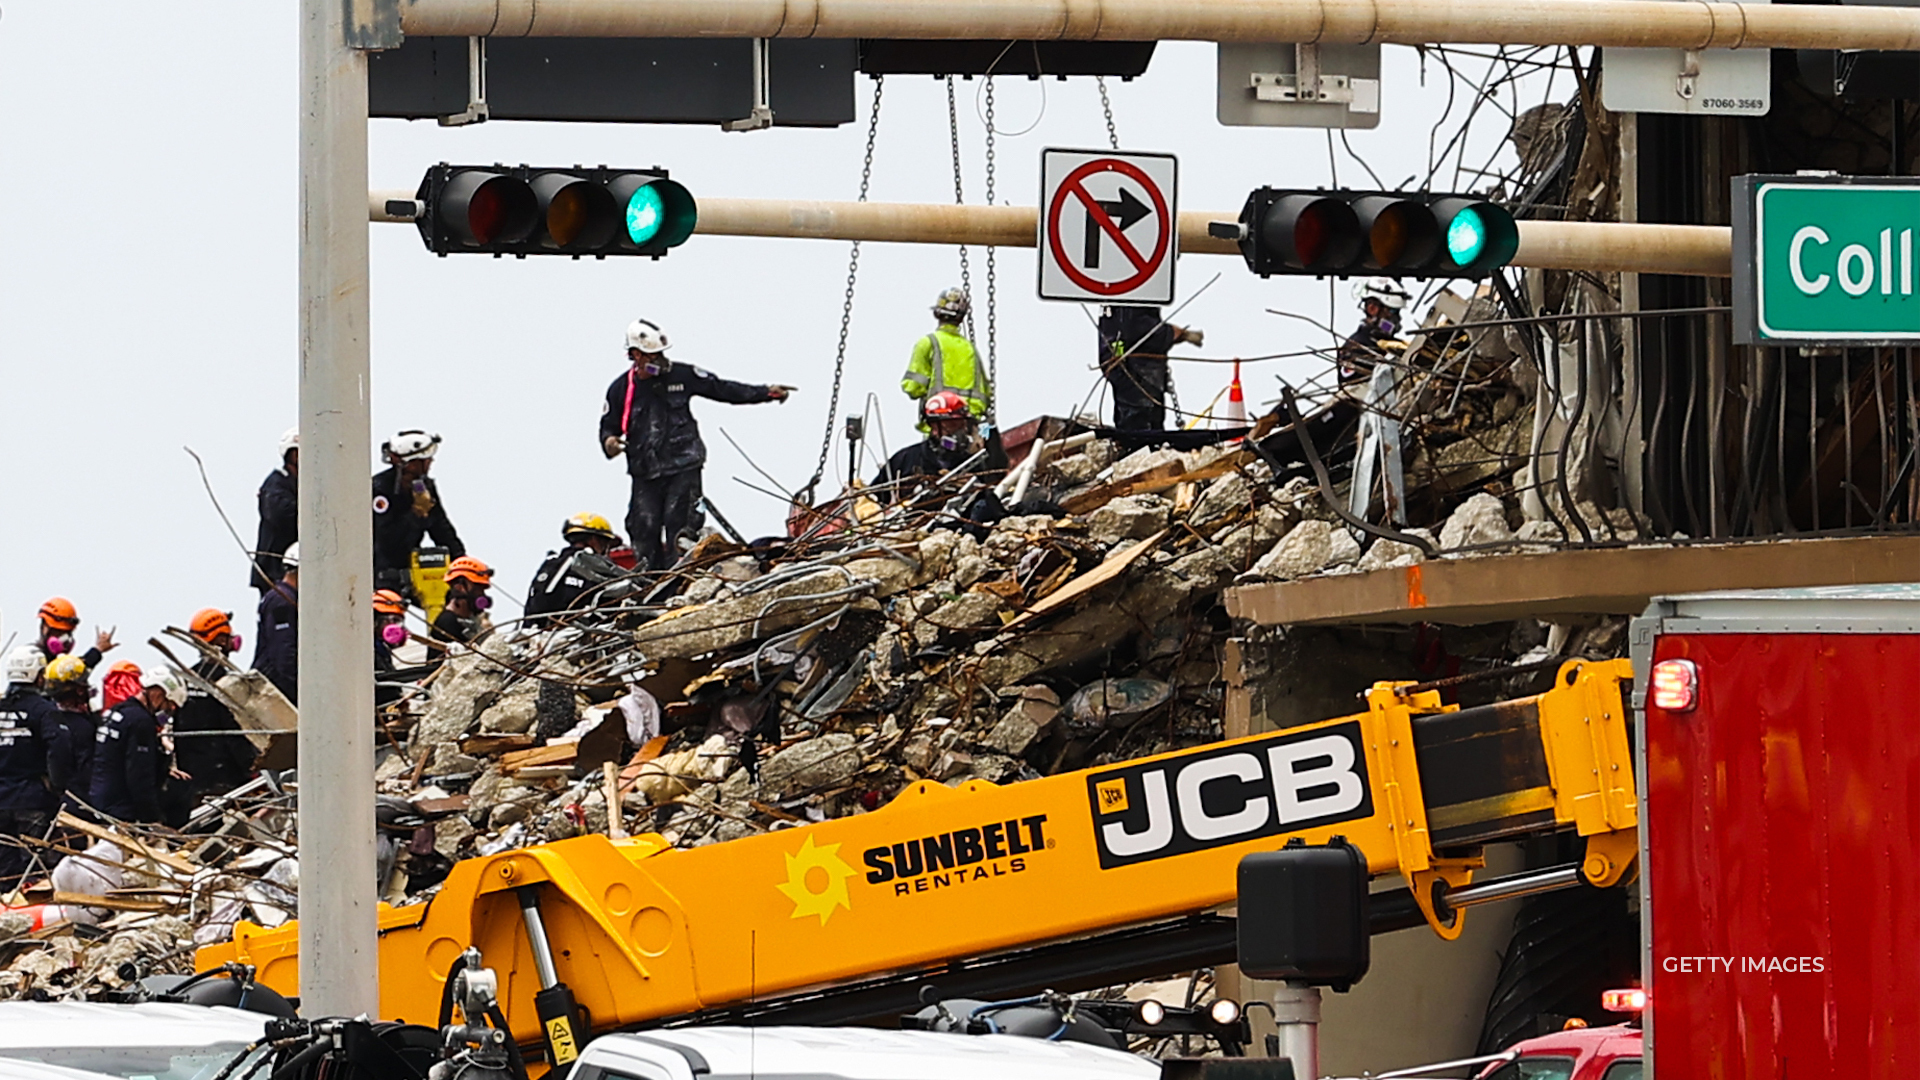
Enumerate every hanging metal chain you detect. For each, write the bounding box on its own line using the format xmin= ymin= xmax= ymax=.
xmin=983 ymin=76 xmax=999 ymax=422
xmin=1096 ymin=75 xmax=1120 ymax=150
xmin=804 ymin=75 xmax=883 ymax=500
xmin=945 ymin=77 xmax=976 ymax=344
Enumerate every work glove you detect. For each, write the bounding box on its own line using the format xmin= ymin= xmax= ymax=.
xmin=603 ymin=434 xmax=625 ymax=459
xmin=1178 ymin=327 xmax=1205 ymax=347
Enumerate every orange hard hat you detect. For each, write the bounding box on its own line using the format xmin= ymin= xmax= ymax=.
xmin=190 ymin=608 xmax=234 ymax=643
xmin=38 ymin=597 xmax=79 ymax=632
xmin=445 ymin=557 xmax=494 ymax=586
xmin=372 ymin=589 xmax=407 ymax=616
xmin=922 ymin=390 xmax=970 ymax=420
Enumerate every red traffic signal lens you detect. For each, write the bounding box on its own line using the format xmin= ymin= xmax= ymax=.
xmin=439 ymin=171 xmax=538 ymax=246
xmin=1262 ymin=193 xmax=1361 ymax=273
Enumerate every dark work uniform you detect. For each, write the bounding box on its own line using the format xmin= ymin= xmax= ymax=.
xmin=599 ymin=361 xmax=780 ymax=571
xmin=167 ymin=659 xmax=255 ymax=823
xmin=0 ymin=685 xmax=61 ymax=887
xmin=525 ymin=547 xmax=627 ymax=621
xmin=1098 ymin=306 xmax=1177 ymax=433
xmin=870 ymin=438 xmax=991 ymax=503
xmin=90 ymin=698 xmax=165 ymax=824
xmin=1338 ymin=316 xmax=1401 ymax=384
xmin=371 ymin=467 xmax=465 ymax=594
xmin=253 ymin=583 xmax=299 ymax=705
xmin=51 ymin=703 xmax=97 ymax=816
xmin=253 ymin=467 xmax=297 ymax=591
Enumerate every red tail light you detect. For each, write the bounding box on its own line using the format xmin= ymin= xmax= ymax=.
xmin=1649 ymin=659 xmax=1698 ymax=712
xmin=1602 ymin=987 xmax=1648 ymax=1013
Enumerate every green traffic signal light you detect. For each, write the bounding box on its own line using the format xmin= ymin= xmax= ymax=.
xmin=1430 ymin=196 xmax=1518 ymax=274
xmin=609 ymin=174 xmax=697 ymax=254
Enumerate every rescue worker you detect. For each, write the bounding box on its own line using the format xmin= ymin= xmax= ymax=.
xmin=90 ymin=668 xmax=186 ymax=825
xmin=253 ymin=428 xmax=299 ymax=591
xmin=167 ymin=610 xmax=256 ymax=824
xmin=253 ymin=543 xmax=299 ymax=704
xmin=31 ymin=598 xmax=116 ymax=669
xmin=1338 ymin=277 xmax=1411 ymax=385
xmin=373 ymin=589 xmax=410 ymax=707
xmin=901 ymin=288 xmax=990 ymax=425
xmin=525 ymin=514 xmax=634 ymax=621
xmin=42 ymin=657 xmax=95 ymax=815
xmin=431 ymin=557 xmax=494 ymax=651
xmin=373 ymin=430 xmax=466 ymax=595
xmin=1096 ymin=305 xmax=1204 ymax=432
xmin=870 ymin=390 xmax=1004 ymax=503
xmin=0 ymin=648 xmax=62 ymax=889
xmin=599 ymin=319 xmax=793 ymax=571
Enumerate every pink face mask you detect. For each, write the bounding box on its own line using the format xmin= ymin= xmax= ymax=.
xmin=228 ymin=633 xmax=244 ymax=653
xmin=44 ymin=635 xmax=70 ymax=657
xmin=381 ymin=624 xmax=409 ymax=647
xmin=472 ymin=594 xmax=492 ymax=611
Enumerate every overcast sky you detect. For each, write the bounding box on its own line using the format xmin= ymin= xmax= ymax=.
xmin=0 ymin=2 xmax=1565 ymax=675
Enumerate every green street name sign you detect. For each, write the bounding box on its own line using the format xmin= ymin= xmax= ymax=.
xmin=1734 ymin=174 xmax=1920 ymax=345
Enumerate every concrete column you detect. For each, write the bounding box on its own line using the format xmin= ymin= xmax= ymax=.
xmin=297 ymin=0 xmax=379 ymax=1017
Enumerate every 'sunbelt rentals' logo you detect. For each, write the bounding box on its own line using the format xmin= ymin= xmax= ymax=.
xmin=863 ymin=815 xmax=1048 ymax=895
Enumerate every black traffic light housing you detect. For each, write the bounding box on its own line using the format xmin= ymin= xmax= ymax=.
xmin=1213 ymin=188 xmax=1517 ymax=279
xmin=412 ymin=163 xmax=697 ymax=258
xmin=1236 ymin=839 xmax=1370 ymax=991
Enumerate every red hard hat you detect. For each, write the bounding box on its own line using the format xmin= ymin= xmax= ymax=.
xmin=923 ymin=390 xmax=969 ymax=420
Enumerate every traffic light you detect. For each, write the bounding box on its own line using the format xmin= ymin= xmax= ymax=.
xmin=411 ymin=163 xmax=697 ymax=258
xmin=1212 ymin=188 xmax=1517 ymax=278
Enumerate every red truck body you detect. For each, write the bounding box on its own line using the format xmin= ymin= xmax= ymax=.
xmin=1634 ymin=585 xmax=1920 ymax=1077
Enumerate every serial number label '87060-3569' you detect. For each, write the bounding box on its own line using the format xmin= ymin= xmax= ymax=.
xmin=1086 ymin=723 xmax=1374 ymax=869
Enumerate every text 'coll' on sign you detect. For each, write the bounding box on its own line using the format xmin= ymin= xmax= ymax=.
xmin=1038 ymin=148 xmax=1178 ymax=305
xmin=1734 ymin=174 xmax=1920 ymax=345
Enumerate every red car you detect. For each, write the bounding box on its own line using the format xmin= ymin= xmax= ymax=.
xmin=1475 ymin=1023 xmax=1642 ymax=1080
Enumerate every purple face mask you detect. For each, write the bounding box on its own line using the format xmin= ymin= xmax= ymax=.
xmin=44 ymin=635 xmax=70 ymax=657
xmin=1374 ymin=315 xmax=1400 ymax=336
xmin=381 ymin=623 xmax=409 ymax=647
xmin=472 ymin=594 xmax=493 ymax=611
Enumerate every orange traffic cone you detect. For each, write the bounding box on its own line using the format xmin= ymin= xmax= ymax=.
xmin=1222 ymin=360 xmax=1247 ymax=436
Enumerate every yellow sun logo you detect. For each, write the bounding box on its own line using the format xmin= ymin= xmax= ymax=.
xmin=775 ymin=835 xmax=858 ymax=926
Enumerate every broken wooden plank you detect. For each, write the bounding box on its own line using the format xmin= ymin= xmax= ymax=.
xmin=54 ymin=812 xmax=197 ymax=876
xmin=1005 ymin=530 xmax=1167 ymax=630
xmin=501 ymin=742 xmax=578 ymax=773
xmin=461 ymin=733 xmax=537 ymax=756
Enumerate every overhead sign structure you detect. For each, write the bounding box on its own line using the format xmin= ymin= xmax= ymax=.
xmin=1734 ymin=174 xmax=1920 ymax=344
xmin=1601 ymin=0 xmax=1771 ymax=116
xmin=1039 ymin=148 xmax=1178 ymax=305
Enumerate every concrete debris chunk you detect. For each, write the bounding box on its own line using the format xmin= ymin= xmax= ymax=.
xmin=1440 ymin=492 xmax=1515 ymax=551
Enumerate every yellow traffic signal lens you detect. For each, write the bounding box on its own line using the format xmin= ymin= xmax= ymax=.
xmin=549 ymin=187 xmax=593 ymax=246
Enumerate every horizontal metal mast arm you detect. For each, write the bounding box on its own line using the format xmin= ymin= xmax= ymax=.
xmin=371 ymin=190 xmax=1733 ymax=277
xmin=399 ymin=0 xmax=1920 ymax=51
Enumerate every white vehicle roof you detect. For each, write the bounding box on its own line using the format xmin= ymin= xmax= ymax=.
xmin=0 ymin=1061 xmax=128 ymax=1080
xmin=0 ymin=1003 xmax=269 ymax=1080
xmin=577 ymin=1027 xmax=1161 ymax=1080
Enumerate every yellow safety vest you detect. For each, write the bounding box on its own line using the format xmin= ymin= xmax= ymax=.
xmin=900 ymin=324 xmax=989 ymax=417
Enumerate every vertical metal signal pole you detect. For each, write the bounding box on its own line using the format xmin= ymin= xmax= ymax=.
xmin=298 ymin=0 xmax=379 ymax=1016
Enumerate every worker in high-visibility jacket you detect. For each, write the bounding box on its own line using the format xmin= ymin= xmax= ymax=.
xmin=901 ymin=287 xmax=990 ymax=424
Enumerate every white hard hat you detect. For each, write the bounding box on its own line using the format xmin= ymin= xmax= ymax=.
xmin=4 ymin=646 xmax=42 ymax=686
xmin=142 ymin=666 xmax=188 ymax=710
xmin=278 ymin=427 xmax=300 ymax=459
xmin=385 ymin=429 xmax=441 ymax=462
xmin=625 ymin=319 xmax=669 ymax=354
xmin=1354 ymin=276 xmax=1412 ymax=309
xmin=281 ymin=543 xmax=300 ymax=569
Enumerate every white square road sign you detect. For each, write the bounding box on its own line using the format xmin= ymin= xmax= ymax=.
xmin=1038 ymin=148 xmax=1178 ymax=305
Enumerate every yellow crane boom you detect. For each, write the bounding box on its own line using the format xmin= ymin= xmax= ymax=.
xmin=199 ymin=659 xmax=1636 ymax=1055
